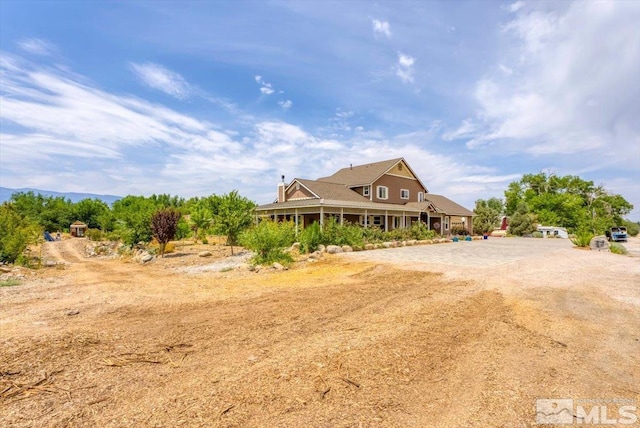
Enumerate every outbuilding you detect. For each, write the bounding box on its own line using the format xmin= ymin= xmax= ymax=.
xmin=70 ymin=221 xmax=88 ymax=237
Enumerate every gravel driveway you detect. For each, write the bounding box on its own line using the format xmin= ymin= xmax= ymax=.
xmin=341 ymin=237 xmax=573 ymax=268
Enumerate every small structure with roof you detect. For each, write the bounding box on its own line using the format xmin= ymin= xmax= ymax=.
xmin=70 ymin=221 xmax=88 ymax=237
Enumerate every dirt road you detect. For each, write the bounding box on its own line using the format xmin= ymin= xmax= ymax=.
xmin=1 ymin=238 xmax=639 ymax=427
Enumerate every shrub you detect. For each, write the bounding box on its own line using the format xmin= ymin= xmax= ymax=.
xmin=532 ymin=231 xmax=543 ymax=238
xmin=362 ymin=226 xmax=385 ymax=243
xmin=450 ymin=226 xmax=469 ymax=236
xmin=240 ymin=219 xmax=296 ymax=265
xmin=299 ymin=221 xmax=322 ymax=253
xmin=409 ymin=222 xmax=436 ymax=240
xmin=319 ymin=217 xmax=364 ymax=247
xmin=610 ymin=242 xmax=628 ymax=255
xmin=85 ymin=228 xmax=104 ymax=241
xmin=201 ymin=238 xmax=209 ymax=245
xmin=570 ymin=230 xmax=594 ymax=247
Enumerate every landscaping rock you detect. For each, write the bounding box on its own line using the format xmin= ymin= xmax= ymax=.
xmin=291 ymin=242 xmax=301 ymax=251
xmin=318 ymin=244 xmax=326 ymax=253
xmin=364 ymin=243 xmax=375 ymax=250
xmin=142 ymin=254 xmax=153 ymax=263
xmin=341 ymin=245 xmax=353 ymax=252
xmin=326 ymin=245 xmax=343 ymax=254
xmin=589 ymin=235 xmax=609 ymax=252
xmin=198 ymin=251 xmax=212 ymax=257
xmin=382 ymin=241 xmax=393 ymax=248
xmin=407 ymin=240 xmax=417 ymax=246
xmin=309 ymin=251 xmax=323 ymax=259
xmin=273 ymin=262 xmax=285 ymax=270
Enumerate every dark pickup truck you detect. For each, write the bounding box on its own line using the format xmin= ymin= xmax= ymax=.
xmin=606 ymin=227 xmax=628 ymax=242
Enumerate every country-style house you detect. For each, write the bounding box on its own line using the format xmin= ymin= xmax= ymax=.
xmin=255 ymin=158 xmax=475 ymax=235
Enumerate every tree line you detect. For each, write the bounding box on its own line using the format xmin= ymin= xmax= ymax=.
xmin=0 ymin=190 xmax=255 ymax=264
xmin=472 ymin=172 xmax=637 ymax=237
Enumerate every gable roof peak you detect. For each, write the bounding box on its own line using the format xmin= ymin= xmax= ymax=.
xmin=317 ymin=157 xmax=406 ymax=186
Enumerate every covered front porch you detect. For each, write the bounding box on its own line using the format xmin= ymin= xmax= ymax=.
xmin=258 ymin=202 xmax=448 ymax=234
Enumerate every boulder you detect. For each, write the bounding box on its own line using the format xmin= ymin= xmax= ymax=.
xmin=198 ymin=251 xmax=212 ymax=257
xmin=318 ymin=244 xmax=326 ymax=253
xmin=341 ymin=245 xmax=353 ymax=252
xmin=142 ymin=254 xmax=153 ymax=263
xmin=364 ymin=243 xmax=375 ymax=250
xmin=589 ymin=235 xmax=609 ymax=252
xmin=407 ymin=240 xmax=417 ymax=246
xmin=273 ymin=262 xmax=285 ymax=270
xmin=382 ymin=241 xmax=393 ymax=248
xmin=326 ymin=245 xmax=343 ymax=254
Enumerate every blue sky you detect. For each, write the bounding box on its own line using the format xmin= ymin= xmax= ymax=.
xmin=1 ymin=1 xmax=639 ymax=219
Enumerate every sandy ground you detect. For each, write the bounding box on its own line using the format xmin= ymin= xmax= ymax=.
xmin=1 ymin=237 xmax=639 ymax=427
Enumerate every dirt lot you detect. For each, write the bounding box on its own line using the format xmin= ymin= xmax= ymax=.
xmin=1 ymin=237 xmax=639 ymax=427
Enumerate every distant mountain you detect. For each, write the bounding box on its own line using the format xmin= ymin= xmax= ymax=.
xmin=0 ymin=187 xmax=122 ymax=205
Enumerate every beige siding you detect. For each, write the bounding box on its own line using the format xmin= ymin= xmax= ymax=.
xmin=386 ymin=160 xmax=415 ymax=178
xmin=287 ymin=184 xmax=315 ymax=200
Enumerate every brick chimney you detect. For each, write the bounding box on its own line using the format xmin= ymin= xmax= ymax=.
xmin=277 ymin=175 xmax=286 ymax=203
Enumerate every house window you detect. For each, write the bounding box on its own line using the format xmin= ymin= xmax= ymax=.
xmin=418 ymin=192 xmax=424 ymax=202
xmin=377 ymin=186 xmax=388 ymax=200
xmin=401 ymin=189 xmax=409 ymax=199
xmin=444 ymin=217 xmax=450 ymax=230
xmin=373 ymin=216 xmax=383 ymax=226
xmin=363 ymin=185 xmax=370 ymax=197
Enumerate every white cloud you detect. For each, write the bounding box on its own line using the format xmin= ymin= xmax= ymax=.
xmin=508 ymin=1 xmax=526 ymax=13
xmin=396 ymin=52 xmax=415 ymax=83
xmin=255 ymin=75 xmax=275 ymax=95
xmin=278 ymin=100 xmax=292 ymax=110
xmin=372 ymin=19 xmax=391 ymax=38
xmin=17 ymin=38 xmax=56 ymax=56
xmin=458 ymin=1 xmax=640 ymax=168
xmin=130 ymin=62 xmax=192 ymax=99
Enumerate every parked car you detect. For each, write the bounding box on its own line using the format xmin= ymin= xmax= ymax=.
xmin=606 ymin=226 xmax=628 ymax=242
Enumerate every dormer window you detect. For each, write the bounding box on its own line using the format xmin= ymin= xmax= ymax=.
xmin=401 ymin=189 xmax=409 ymax=199
xmin=377 ymin=186 xmax=388 ymax=200
xmin=363 ymin=185 xmax=370 ymax=196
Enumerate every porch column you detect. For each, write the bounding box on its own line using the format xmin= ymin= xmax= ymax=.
xmin=385 ymin=210 xmax=388 ymax=232
xmin=468 ymin=216 xmax=473 ymax=235
xmin=403 ymin=211 xmax=406 ymax=228
xmin=340 ymin=208 xmax=344 ymax=225
xmin=320 ymin=206 xmax=324 ymax=227
xmin=295 ymin=209 xmax=299 ymax=235
xmin=364 ymin=209 xmax=368 ymax=227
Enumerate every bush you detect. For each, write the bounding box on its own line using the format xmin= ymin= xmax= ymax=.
xmin=532 ymin=231 xmax=543 ymax=238
xmin=299 ymin=221 xmax=322 ymax=253
xmin=0 ymin=204 xmax=41 ymax=264
xmin=570 ymin=230 xmax=594 ymax=247
xmin=201 ymin=238 xmax=209 ymax=245
xmin=85 ymin=228 xmax=104 ymax=241
xmin=450 ymin=226 xmax=469 ymax=236
xmin=409 ymin=222 xmax=436 ymax=240
xmin=240 ymin=219 xmax=296 ymax=265
xmin=319 ymin=218 xmax=364 ymax=247
xmin=362 ymin=226 xmax=385 ymax=243
xmin=622 ymin=220 xmax=639 ymax=237
xmin=610 ymin=242 xmax=628 ymax=255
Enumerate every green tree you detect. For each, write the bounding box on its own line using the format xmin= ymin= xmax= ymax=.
xmin=73 ymin=198 xmax=109 ymax=229
xmin=112 ymin=196 xmax=158 ymax=245
xmin=151 ymin=208 xmax=182 ymax=257
xmin=0 ymin=204 xmax=42 ymax=264
xmin=212 ymin=191 xmax=256 ymax=255
xmin=190 ymin=206 xmax=213 ymax=242
xmin=504 ymin=173 xmax=633 ymax=234
xmin=473 ymin=198 xmax=503 ymax=234
xmin=508 ymin=203 xmax=537 ymax=236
